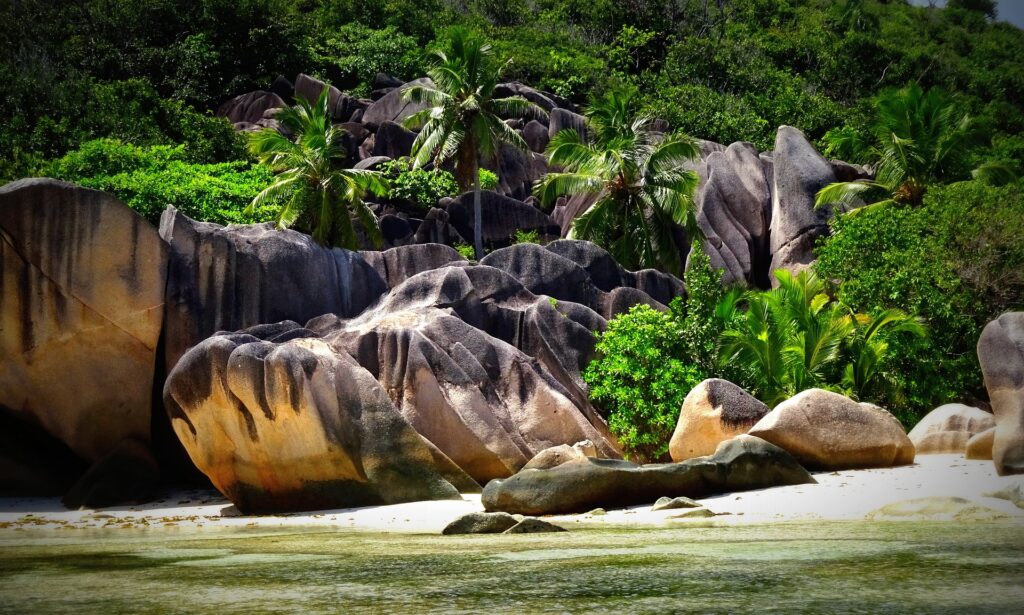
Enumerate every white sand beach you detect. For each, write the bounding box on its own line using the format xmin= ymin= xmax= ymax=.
xmin=1 ymin=455 xmax=1021 ymax=535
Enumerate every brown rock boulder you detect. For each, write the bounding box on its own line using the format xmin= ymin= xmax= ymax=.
xmin=907 ymin=404 xmax=995 ymax=455
xmin=965 ymin=427 xmax=996 ymax=460
xmin=669 ymin=379 xmax=770 ymax=461
xmin=978 ymin=312 xmax=1024 ymax=475
xmin=0 ymin=179 xmax=166 ymax=465
xmin=748 ymin=389 xmax=915 ymax=470
xmin=163 ymin=325 xmax=468 ymax=514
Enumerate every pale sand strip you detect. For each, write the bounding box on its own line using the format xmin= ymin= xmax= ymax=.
xmin=1 ymin=455 xmax=1021 ymax=535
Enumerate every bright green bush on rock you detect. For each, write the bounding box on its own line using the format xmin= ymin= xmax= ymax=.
xmin=46 ymin=139 xmax=276 ymax=225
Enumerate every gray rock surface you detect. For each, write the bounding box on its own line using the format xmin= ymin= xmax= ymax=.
xmin=767 ymin=126 xmax=837 ymax=283
xmin=978 ymin=312 xmax=1024 ymax=475
xmin=447 ymin=191 xmax=560 ymax=249
xmin=216 ymin=90 xmax=286 ymax=125
xmin=504 ymin=518 xmax=567 ymax=533
xmin=361 ymin=78 xmax=433 ymax=130
xmin=482 ymin=435 xmax=815 ymax=515
xmin=159 ymin=207 xmax=387 ymax=370
xmin=907 ymin=404 xmax=995 ymax=455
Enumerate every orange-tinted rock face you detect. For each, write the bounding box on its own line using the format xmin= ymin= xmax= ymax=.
xmin=669 ymin=379 xmax=770 ymax=462
xmin=748 ymin=389 xmax=915 ymax=470
xmin=0 ymin=179 xmax=166 ymax=462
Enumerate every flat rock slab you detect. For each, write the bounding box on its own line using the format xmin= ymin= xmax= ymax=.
xmin=504 ymin=518 xmax=567 ymax=533
xmin=482 ymin=435 xmax=814 ymax=515
xmin=442 ymin=512 xmax=519 ymax=535
xmin=652 ymin=496 xmax=702 ymax=511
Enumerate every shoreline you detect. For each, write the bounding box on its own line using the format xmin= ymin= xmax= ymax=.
xmin=2 ymin=455 xmax=1021 ymax=536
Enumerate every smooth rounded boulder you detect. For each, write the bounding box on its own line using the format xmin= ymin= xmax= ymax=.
xmin=748 ymin=389 xmax=915 ymax=470
xmin=978 ymin=312 xmax=1024 ymax=475
xmin=0 ymin=179 xmax=166 ymax=470
xmin=907 ymin=404 xmax=995 ymax=455
xmin=669 ymin=379 xmax=770 ymax=461
xmin=965 ymin=427 xmax=996 ymax=460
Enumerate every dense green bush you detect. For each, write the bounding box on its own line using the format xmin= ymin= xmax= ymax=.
xmin=307 ymin=24 xmax=423 ymax=97
xmin=584 ymin=302 xmax=703 ymax=462
xmin=814 ymin=180 xmax=1024 ymax=419
xmin=380 ymin=159 xmax=500 ymax=214
xmin=583 ymin=246 xmax=727 ymax=461
xmin=46 ymin=139 xmax=276 ymax=226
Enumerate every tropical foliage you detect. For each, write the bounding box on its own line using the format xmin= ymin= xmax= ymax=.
xmin=403 ymin=27 xmax=546 ymax=258
xmin=719 ymin=269 xmax=925 ymax=412
xmin=247 ymin=89 xmax=388 ymax=248
xmin=815 ymin=84 xmax=1014 ymax=213
xmin=46 ymin=138 xmax=275 ymax=225
xmin=815 ymin=179 xmax=1024 ymax=418
xmin=535 ymin=86 xmax=700 ymax=274
xmin=583 ymin=245 xmax=729 ymax=460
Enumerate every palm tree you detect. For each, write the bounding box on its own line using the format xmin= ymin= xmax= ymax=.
xmin=719 ymin=269 xmax=925 ymax=408
xmin=402 ymin=28 xmax=546 ymax=259
xmin=534 ymin=86 xmax=700 ymax=274
xmin=815 ymin=83 xmax=1009 ymax=213
xmin=841 ymin=308 xmax=926 ymax=403
xmin=246 ymin=88 xmax=388 ymax=249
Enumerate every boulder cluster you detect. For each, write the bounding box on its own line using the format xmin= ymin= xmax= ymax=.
xmin=1 ymin=73 xmax=1021 ymax=516
xmin=218 ymin=73 xmax=870 ymax=281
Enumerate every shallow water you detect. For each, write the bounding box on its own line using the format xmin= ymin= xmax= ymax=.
xmin=1 ymin=522 xmax=1023 ymax=614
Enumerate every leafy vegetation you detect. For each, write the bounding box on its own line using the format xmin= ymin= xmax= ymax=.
xmin=404 ymin=27 xmax=546 ymax=258
xmin=46 ymin=139 xmax=275 ymax=225
xmin=247 ymin=90 xmax=388 ymax=248
xmin=815 ymin=179 xmax=1024 ymax=418
xmin=535 ymin=86 xmax=699 ymax=274
xmin=583 ymin=245 xmax=727 ymax=460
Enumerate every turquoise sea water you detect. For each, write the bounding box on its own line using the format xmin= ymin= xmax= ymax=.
xmin=1 ymin=522 xmax=1023 ymax=614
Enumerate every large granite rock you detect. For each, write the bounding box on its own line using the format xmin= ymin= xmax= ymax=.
xmin=216 ymin=90 xmax=286 ymax=125
xmin=480 ymin=242 xmax=684 ymax=319
xmin=361 ymin=78 xmax=433 ymax=130
xmin=447 ymin=191 xmax=560 ymax=250
xmin=361 ymin=243 xmax=466 ymax=289
xmin=481 ymin=435 xmax=815 ymax=515
xmin=669 ymin=379 xmax=770 ymax=461
xmin=490 ymin=143 xmax=548 ymax=201
xmin=768 ymin=126 xmax=837 ymax=283
xmin=907 ymin=404 xmax=995 ymax=455
xmin=372 ymin=121 xmax=416 ymax=159
xmin=748 ymin=389 xmax=915 ymax=470
xmin=966 ymin=427 xmax=996 ymax=460
xmin=163 ymin=324 xmax=467 ymax=513
xmin=694 ymin=142 xmax=772 ymax=287
xmin=0 ymin=179 xmax=166 ymax=467
xmin=978 ymin=312 xmax=1024 ymax=475
xmin=159 ymin=208 xmax=387 ymax=370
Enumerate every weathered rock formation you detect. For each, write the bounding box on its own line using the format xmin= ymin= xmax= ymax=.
xmin=0 ymin=178 xmax=167 ymax=504
xmin=481 ymin=435 xmax=815 ymax=515
xmin=159 ymin=207 xmax=386 ymax=370
xmin=748 ymin=389 xmax=915 ymax=470
xmin=442 ymin=512 xmax=519 ymax=535
xmin=216 ymin=90 xmax=286 ymax=127
xmin=978 ymin=312 xmax=1024 ymax=475
xmin=163 ymin=323 xmax=467 ymax=513
xmin=669 ymin=379 xmax=770 ymax=461
xmin=693 ymin=142 xmax=772 ymax=287
xmin=966 ymin=427 xmax=996 ymax=460
xmin=907 ymin=404 xmax=995 ymax=455
xmin=767 ymin=126 xmax=838 ymax=284
xmin=447 ymin=191 xmax=560 ymax=251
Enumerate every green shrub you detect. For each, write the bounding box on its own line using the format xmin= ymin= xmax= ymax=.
xmin=814 ymin=180 xmax=1024 ymax=419
xmin=478 ymin=168 xmax=499 ymax=190
xmin=307 ymin=24 xmax=423 ymax=97
xmin=46 ymin=139 xmax=275 ymax=225
xmin=454 ymin=243 xmax=476 ymax=260
xmin=512 ymin=229 xmax=539 ymax=244
xmin=584 ymin=302 xmax=704 ymax=462
xmin=379 ymin=158 xmax=459 ymax=213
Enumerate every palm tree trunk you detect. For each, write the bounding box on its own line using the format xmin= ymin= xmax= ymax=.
xmin=473 ymin=171 xmax=483 ymax=260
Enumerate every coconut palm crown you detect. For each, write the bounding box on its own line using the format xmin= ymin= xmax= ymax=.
xmin=534 ymin=86 xmax=700 ymax=275
xmin=246 ymin=87 xmax=388 ymax=249
xmin=402 ymin=27 xmax=546 ymax=259
xmin=815 ymin=83 xmax=1013 ymax=214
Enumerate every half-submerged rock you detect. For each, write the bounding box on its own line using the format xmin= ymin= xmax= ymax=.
xmin=481 ymin=435 xmax=814 ymax=515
